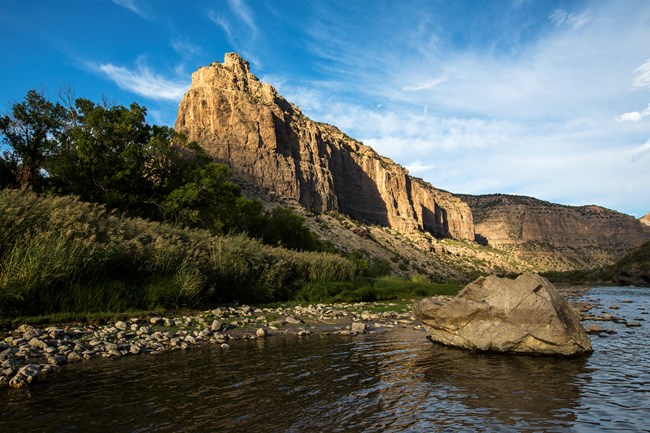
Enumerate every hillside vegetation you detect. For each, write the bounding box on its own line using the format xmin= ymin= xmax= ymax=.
xmin=0 ymin=190 xmax=356 ymax=316
xmin=543 ymin=241 xmax=650 ymax=286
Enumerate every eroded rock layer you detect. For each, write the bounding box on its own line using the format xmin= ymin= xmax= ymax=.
xmin=175 ymin=53 xmax=474 ymax=241
xmin=459 ymin=194 xmax=650 ymax=270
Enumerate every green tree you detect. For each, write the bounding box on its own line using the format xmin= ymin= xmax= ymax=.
xmin=0 ymin=90 xmax=66 ymax=190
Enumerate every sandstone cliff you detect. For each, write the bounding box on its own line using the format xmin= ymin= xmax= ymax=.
xmin=459 ymin=194 xmax=650 ymax=270
xmin=641 ymin=212 xmax=650 ymax=227
xmin=175 ymin=53 xmax=474 ymax=241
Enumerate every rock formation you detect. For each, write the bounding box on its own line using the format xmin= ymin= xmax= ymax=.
xmin=459 ymin=194 xmax=650 ymax=270
xmin=641 ymin=212 xmax=650 ymax=227
xmin=175 ymin=53 xmax=474 ymax=241
xmin=413 ymin=273 xmax=593 ymax=356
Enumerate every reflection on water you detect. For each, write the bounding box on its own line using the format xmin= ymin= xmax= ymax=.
xmin=0 ymin=287 xmax=648 ymax=432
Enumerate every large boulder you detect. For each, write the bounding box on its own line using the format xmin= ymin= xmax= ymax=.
xmin=413 ymin=273 xmax=592 ymax=356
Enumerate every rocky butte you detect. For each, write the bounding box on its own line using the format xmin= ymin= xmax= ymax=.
xmin=175 ymin=53 xmax=474 ymax=241
xmin=176 ymin=53 xmax=650 ymax=273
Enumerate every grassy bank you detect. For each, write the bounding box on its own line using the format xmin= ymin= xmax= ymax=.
xmin=295 ymin=277 xmax=462 ymax=303
xmin=0 ymin=190 xmax=356 ymax=316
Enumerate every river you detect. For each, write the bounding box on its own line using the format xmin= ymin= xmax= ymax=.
xmin=1 ymin=286 xmax=649 ymax=432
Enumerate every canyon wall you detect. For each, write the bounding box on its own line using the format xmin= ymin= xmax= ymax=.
xmin=460 ymin=194 xmax=650 ymax=269
xmin=175 ymin=53 xmax=474 ymax=241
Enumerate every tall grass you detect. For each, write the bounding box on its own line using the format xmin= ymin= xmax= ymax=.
xmin=295 ymin=276 xmax=462 ymax=303
xmin=0 ymin=190 xmax=356 ymax=316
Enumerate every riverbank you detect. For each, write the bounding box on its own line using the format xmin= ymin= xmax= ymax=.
xmin=2 ymin=287 xmax=645 ymax=389
xmin=0 ymin=300 xmax=425 ymax=389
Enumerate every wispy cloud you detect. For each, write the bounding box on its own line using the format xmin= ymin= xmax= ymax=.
xmin=630 ymin=139 xmax=650 ymax=161
xmin=92 ymin=60 xmax=189 ymax=101
xmin=264 ymin=1 xmax=650 ymax=215
xmin=171 ymin=39 xmax=202 ymax=59
xmin=548 ymin=9 xmax=590 ymax=29
xmin=227 ymin=0 xmax=257 ymax=36
xmin=402 ymin=78 xmax=447 ymax=92
xmin=208 ymin=10 xmax=234 ymax=45
xmin=633 ymin=59 xmax=650 ymax=89
xmin=207 ymin=4 xmax=261 ymax=68
xmin=110 ymin=0 xmax=149 ymax=19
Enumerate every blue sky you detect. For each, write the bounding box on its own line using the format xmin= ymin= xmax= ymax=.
xmin=2 ymin=0 xmax=650 ymax=217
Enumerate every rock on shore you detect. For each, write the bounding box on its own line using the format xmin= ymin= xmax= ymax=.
xmin=413 ymin=273 xmax=593 ymax=356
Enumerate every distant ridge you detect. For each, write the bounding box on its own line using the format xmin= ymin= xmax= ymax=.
xmin=459 ymin=194 xmax=650 ymax=270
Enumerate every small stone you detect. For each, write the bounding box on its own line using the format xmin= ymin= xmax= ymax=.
xmin=220 ymin=343 xmax=230 ymax=349
xmin=29 ymin=337 xmax=49 ymax=350
xmin=586 ymin=323 xmax=603 ymax=334
xmin=115 ymin=321 xmax=128 ymax=331
xmin=211 ymin=320 xmax=223 ymax=332
xmin=285 ymin=316 xmax=302 ymax=325
xmin=106 ymin=341 xmax=119 ymax=350
xmin=129 ymin=344 xmax=141 ymax=355
xmin=256 ymin=328 xmax=267 ymax=338
xmin=610 ymin=305 xmax=619 ymax=310
xmin=67 ymin=352 xmax=82 ymax=363
xmin=625 ymin=322 xmax=641 ymax=328
xmin=9 ymin=364 xmax=39 ymax=388
xmin=163 ymin=318 xmax=175 ymax=327
xmin=16 ymin=324 xmax=35 ymax=334
xmin=150 ymin=317 xmax=163 ymax=325
xmin=351 ymin=322 xmax=367 ymax=334
xmin=46 ymin=354 xmax=67 ymax=365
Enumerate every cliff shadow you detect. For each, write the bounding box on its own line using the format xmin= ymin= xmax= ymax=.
xmin=328 ymin=146 xmax=389 ymax=226
xmin=422 ymin=205 xmax=451 ymax=239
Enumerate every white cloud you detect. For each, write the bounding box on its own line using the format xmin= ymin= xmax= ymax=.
xmin=548 ymin=9 xmax=591 ymax=29
xmin=208 ymin=6 xmax=261 ymax=68
xmin=405 ymin=161 xmax=439 ymax=174
xmin=630 ymin=139 xmax=650 ymax=161
xmin=226 ymin=0 xmax=257 ymax=36
xmin=633 ymin=59 xmax=650 ymax=89
xmin=171 ymin=39 xmax=202 ymax=59
xmin=618 ymin=104 xmax=650 ymax=122
xmin=110 ymin=0 xmax=148 ymax=19
xmin=402 ymin=77 xmax=447 ymax=92
xmin=93 ymin=61 xmax=189 ymax=101
xmin=208 ymin=11 xmax=234 ymax=45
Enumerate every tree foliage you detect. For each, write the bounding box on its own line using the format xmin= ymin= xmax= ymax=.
xmin=0 ymin=90 xmax=332 ymax=252
xmin=0 ymin=90 xmax=66 ymax=190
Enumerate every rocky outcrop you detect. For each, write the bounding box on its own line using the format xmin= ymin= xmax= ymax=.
xmin=413 ymin=273 xmax=593 ymax=356
xmin=175 ymin=53 xmax=474 ymax=241
xmin=641 ymin=212 xmax=650 ymax=227
xmin=459 ymin=194 xmax=650 ymax=270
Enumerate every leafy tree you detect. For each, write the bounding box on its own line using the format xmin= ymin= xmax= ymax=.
xmin=2 ymin=90 xmax=334 ymax=253
xmin=0 ymin=90 xmax=66 ymax=190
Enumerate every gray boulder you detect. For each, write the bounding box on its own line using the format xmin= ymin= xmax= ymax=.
xmin=413 ymin=273 xmax=592 ymax=356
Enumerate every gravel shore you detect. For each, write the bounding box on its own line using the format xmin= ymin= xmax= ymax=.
xmin=1 ymin=301 xmax=422 ymax=389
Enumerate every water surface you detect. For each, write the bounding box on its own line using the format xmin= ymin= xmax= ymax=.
xmin=1 ymin=286 xmax=648 ymax=432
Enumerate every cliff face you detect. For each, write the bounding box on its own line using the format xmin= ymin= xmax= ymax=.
xmin=175 ymin=53 xmax=474 ymax=240
xmin=641 ymin=212 xmax=650 ymax=227
xmin=460 ymin=194 xmax=650 ymax=270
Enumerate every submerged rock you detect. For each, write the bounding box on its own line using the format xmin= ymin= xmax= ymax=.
xmin=413 ymin=273 xmax=592 ymax=356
